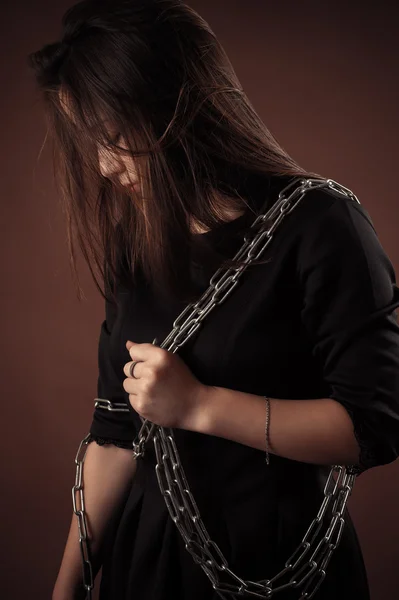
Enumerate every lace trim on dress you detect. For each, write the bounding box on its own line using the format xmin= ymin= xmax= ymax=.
xmin=87 ymin=433 xmax=133 ymax=450
xmin=342 ymin=405 xmax=379 ymax=476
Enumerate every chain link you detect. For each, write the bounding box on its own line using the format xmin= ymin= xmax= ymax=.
xmin=75 ymin=177 xmax=361 ymax=599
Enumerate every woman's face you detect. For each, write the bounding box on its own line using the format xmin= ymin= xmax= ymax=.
xmin=59 ymin=91 xmax=140 ymax=192
xmin=97 ymin=129 xmax=141 ymax=193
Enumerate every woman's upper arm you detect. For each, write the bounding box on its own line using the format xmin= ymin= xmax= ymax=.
xmin=88 ymin=263 xmax=139 ymax=449
xmin=297 ymin=193 xmax=399 ymax=475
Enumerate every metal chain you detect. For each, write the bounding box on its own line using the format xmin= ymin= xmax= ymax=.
xmin=75 ymin=177 xmax=361 ymax=599
xmin=153 ymin=428 xmax=357 ymax=599
xmin=72 ymin=433 xmax=95 ymax=600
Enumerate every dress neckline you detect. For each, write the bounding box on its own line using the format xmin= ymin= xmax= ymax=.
xmin=190 ymin=176 xmax=297 ymax=257
xmin=192 ymin=209 xmax=251 ymax=239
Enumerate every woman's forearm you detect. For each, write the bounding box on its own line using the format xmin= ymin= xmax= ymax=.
xmin=192 ymin=386 xmax=361 ymax=467
xmin=53 ymin=442 xmax=137 ymax=599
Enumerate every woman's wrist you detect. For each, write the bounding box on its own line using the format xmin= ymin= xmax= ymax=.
xmin=177 ymin=383 xmax=216 ymax=433
xmin=189 ymin=384 xmax=268 ymax=446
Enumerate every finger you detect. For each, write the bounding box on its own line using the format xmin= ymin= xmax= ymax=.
xmin=123 ymin=360 xmax=141 ymax=378
xmin=122 ymin=377 xmax=137 ymax=395
xmin=127 ymin=342 xmax=156 ymax=360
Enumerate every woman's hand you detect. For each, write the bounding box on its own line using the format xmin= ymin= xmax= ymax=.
xmin=123 ymin=340 xmax=210 ymax=431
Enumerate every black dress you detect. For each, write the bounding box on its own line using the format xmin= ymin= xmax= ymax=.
xmin=88 ymin=177 xmax=399 ymax=600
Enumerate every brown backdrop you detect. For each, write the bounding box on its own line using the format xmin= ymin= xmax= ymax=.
xmin=1 ymin=1 xmax=398 ymax=599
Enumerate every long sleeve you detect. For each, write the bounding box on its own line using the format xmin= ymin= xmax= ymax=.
xmin=88 ymin=264 xmax=139 ymax=449
xmin=298 ymin=193 xmax=399 ymax=476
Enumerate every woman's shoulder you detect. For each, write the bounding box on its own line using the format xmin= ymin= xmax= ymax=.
xmin=277 ymin=179 xmax=376 ymax=255
xmin=298 ymin=182 xmax=376 ymax=253
xmin=289 ymin=181 xmax=399 ymax=316
xmin=262 ymin=178 xmax=397 ymax=307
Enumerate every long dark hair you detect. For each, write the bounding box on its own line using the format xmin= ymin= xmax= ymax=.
xmin=28 ymin=0 xmax=324 ymax=305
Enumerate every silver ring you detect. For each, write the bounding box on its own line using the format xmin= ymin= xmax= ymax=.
xmin=129 ymin=360 xmax=141 ymax=378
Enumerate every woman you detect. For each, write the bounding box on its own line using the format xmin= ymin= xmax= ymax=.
xmin=28 ymin=1 xmax=399 ymax=599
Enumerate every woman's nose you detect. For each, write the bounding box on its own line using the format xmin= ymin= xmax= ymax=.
xmin=97 ymin=147 xmax=124 ymax=179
